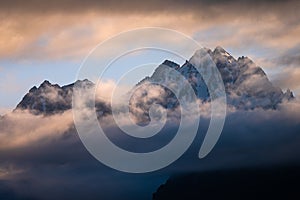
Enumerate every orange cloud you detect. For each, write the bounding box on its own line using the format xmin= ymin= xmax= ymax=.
xmin=1 ymin=7 xmax=299 ymax=62
xmin=0 ymin=109 xmax=73 ymax=149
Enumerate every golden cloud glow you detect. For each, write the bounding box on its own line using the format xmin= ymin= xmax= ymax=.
xmin=0 ymin=110 xmax=73 ymax=149
xmin=1 ymin=9 xmax=299 ymax=61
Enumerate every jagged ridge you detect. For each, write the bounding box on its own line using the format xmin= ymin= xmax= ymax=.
xmin=139 ymin=46 xmax=294 ymax=110
xmin=15 ymin=46 xmax=294 ymax=115
xmin=16 ymin=79 xmax=110 ymax=115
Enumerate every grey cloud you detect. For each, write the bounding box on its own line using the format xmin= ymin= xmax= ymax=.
xmin=1 ymin=100 xmax=300 ymax=199
xmin=275 ymin=45 xmax=300 ymax=67
xmin=0 ymin=110 xmax=167 ymax=200
xmin=276 ymin=55 xmax=300 ymax=67
xmin=271 ymin=67 xmax=300 ymax=93
xmin=0 ymin=0 xmax=299 ymax=20
xmin=266 ymin=45 xmax=300 ymax=93
xmin=0 ymin=0 xmax=299 ymax=63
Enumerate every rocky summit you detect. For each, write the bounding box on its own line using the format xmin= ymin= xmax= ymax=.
xmin=137 ymin=46 xmax=294 ymax=110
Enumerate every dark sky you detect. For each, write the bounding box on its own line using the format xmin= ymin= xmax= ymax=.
xmin=1 ymin=0 xmax=299 ymax=15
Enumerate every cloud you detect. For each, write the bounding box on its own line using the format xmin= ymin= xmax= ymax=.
xmin=0 ymin=0 xmax=299 ymax=61
xmin=0 ymin=109 xmax=73 ymax=149
xmin=0 ymin=107 xmax=12 ymax=115
xmin=277 ymin=54 xmax=300 ymax=67
xmin=272 ymin=67 xmax=300 ymax=94
xmin=0 ymin=0 xmax=299 ymax=17
xmin=0 ymin=98 xmax=300 ymax=199
xmin=0 ymin=108 xmax=166 ymax=199
xmin=259 ymin=45 xmax=300 ymax=95
xmin=0 ymin=13 xmax=202 ymax=60
xmin=95 ymin=79 xmax=132 ymax=103
xmin=274 ymin=45 xmax=300 ymax=67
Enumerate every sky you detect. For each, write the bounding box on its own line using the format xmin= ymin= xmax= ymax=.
xmin=1 ymin=0 xmax=300 ymax=114
xmin=1 ymin=1 xmax=300 ymax=199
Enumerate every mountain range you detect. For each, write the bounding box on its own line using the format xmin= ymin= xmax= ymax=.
xmin=15 ymin=46 xmax=294 ymax=115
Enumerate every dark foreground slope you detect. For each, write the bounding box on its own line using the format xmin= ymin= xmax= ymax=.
xmin=153 ymin=166 xmax=300 ymax=200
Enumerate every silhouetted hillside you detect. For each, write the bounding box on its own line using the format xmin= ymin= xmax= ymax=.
xmin=153 ymin=166 xmax=300 ymax=200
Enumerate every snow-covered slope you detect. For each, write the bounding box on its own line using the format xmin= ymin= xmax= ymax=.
xmin=138 ymin=46 xmax=294 ymax=110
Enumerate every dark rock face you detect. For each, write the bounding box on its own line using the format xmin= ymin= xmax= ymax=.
xmin=138 ymin=47 xmax=294 ymax=111
xmin=16 ymin=79 xmax=111 ymax=116
xmin=152 ymin=167 xmax=300 ymax=200
xmin=16 ymin=80 xmax=73 ymax=114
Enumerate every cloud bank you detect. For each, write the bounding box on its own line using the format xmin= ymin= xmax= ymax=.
xmin=0 ymin=95 xmax=300 ymax=199
xmin=0 ymin=0 xmax=299 ymax=61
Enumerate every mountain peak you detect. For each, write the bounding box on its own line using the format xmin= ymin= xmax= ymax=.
xmin=213 ymin=46 xmax=232 ymax=58
xmin=214 ymin=46 xmax=226 ymax=52
xmin=284 ymin=89 xmax=294 ymax=100
xmin=15 ymin=79 xmax=111 ymax=116
xmin=202 ymin=47 xmax=213 ymax=54
xmin=39 ymin=80 xmax=60 ymax=89
xmin=74 ymin=79 xmax=93 ymax=84
xmin=16 ymin=79 xmax=94 ymax=114
xmin=29 ymin=86 xmax=38 ymax=93
xmin=238 ymin=56 xmax=251 ymax=61
xmin=237 ymin=56 xmax=255 ymax=68
xmin=162 ymin=60 xmax=180 ymax=69
xmin=40 ymin=80 xmax=51 ymax=87
xmin=74 ymin=79 xmax=94 ymax=88
xmin=141 ymin=46 xmax=294 ymax=110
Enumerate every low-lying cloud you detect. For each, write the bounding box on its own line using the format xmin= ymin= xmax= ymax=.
xmin=0 ymin=109 xmax=73 ymax=149
xmin=0 ymin=93 xmax=300 ymax=199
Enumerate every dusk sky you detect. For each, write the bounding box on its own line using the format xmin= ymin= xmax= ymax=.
xmin=1 ymin=0 xmax=300 ymax=114
xmin=1 ymin=1 xmax=300 ymax=200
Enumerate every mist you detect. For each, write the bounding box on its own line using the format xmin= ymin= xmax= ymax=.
xmin=0 ymin=97 xmax=300 ymax=199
